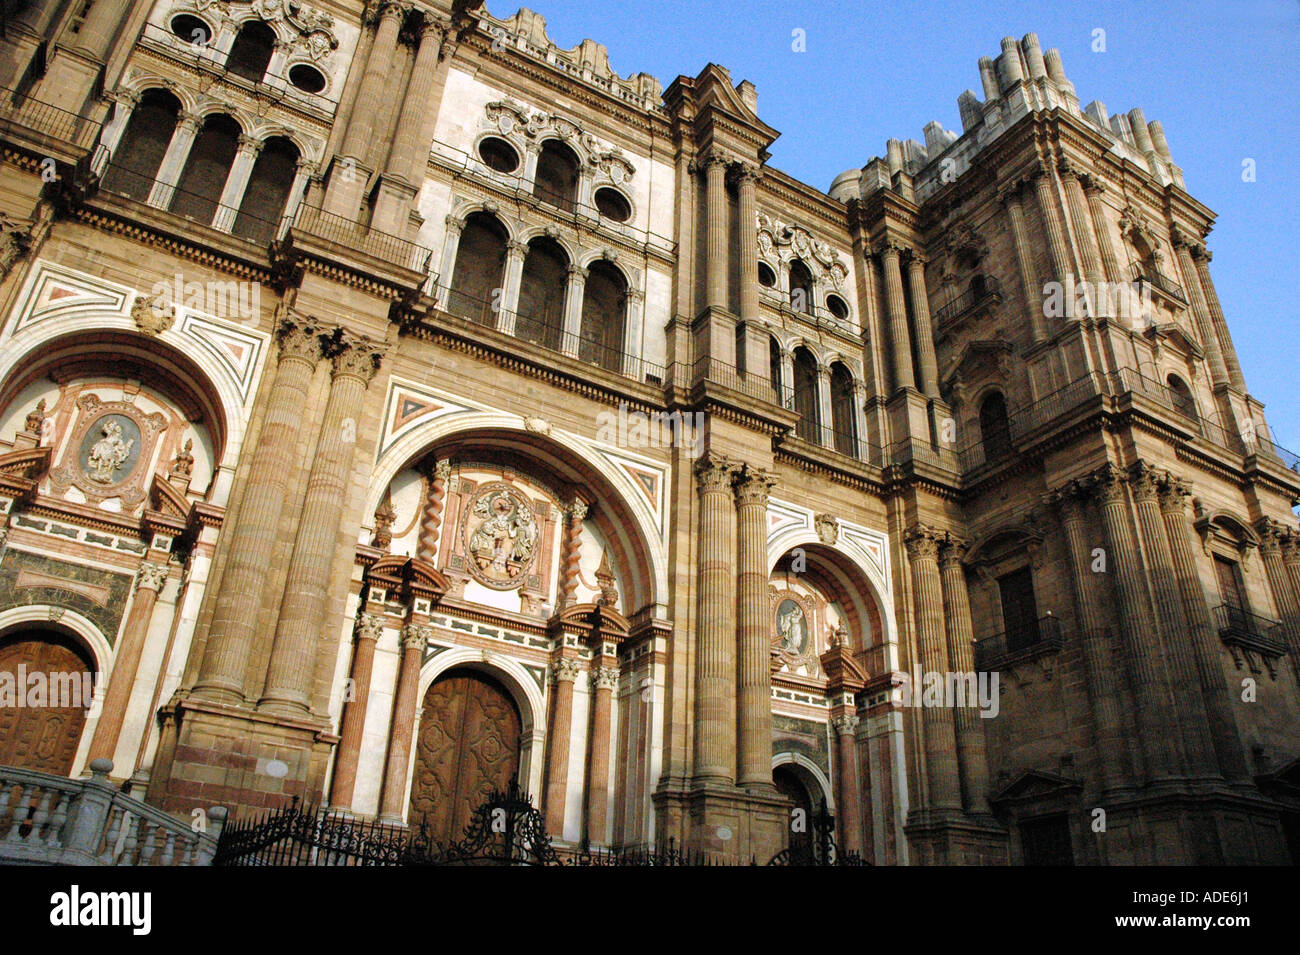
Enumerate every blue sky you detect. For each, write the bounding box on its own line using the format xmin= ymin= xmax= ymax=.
xmin=501 ymin=0 xmax=1300 ymax=453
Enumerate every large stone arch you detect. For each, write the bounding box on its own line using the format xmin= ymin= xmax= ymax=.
xmin=772 ymin=751 xmax=835 ymax=811
xmin=367 ymin=413 xmax=669 ymax=614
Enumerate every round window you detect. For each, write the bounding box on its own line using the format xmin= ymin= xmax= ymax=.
xmin=757 ymin=262 xmax=777 ymax=288
xmin=594 ymin=187 xmax=631 ymax=223
xmin=288 ymin=64 xmax=326 ymax=94
xmin=478 ymin=137 xmax=520 ymax=174
xmin=826 ymin=294 xmax=849 ymax=320
xmin=170 ymin=14 xmax=212 ymax=47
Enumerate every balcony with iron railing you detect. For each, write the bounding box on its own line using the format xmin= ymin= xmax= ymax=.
xmin=0 ymin=85 xmax=101 ymax=157
xmin=1212 ymin=604 xmax=1288 ymax=659
xmin=973 ymin=614 xmax=1065 ymax=671
xmin=1129 ymin=261 xmax=1187 ymax=304
xmin=933 ymin=275 xmax=1002 ymax=331
xmin=283 ymin=203 xmax=434 ymax=281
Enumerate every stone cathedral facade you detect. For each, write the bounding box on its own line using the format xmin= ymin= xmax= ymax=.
xmin=0 ymin=0 xmax=1297 ymax=866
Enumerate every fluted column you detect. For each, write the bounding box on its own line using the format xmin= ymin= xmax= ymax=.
xmin=1001 ymin=184 xmax=1047 ymax=342
xmin=1082 ymin=175 xmax=1121 ymax=283
xmin=1031 ymin=166 xmax=1072 ymax=284
xmin=543 ymin=657 xmax=579 ymax=836
xmin=87 ymin=563 xmax=168 ymax=763
xmin=558 ymin=499 xmax=586 ymax=611
xmin=583 ymin=662 xmax=618 ymax=844
xmin=879 ymin=243 xmax=915 ymax=392
xmin=704 ymin=156 xmax=729 ymax=311
xmin=1047 ymin=483 xmax=1131 ymax=787
xmin=72 ymin=0 xmax=129 ymax=59
xmin=561 ymin=265 xmax=586 ymax=357
xmin=261 ymin=333 xmax=384 ymax=714
xmin=904 ymin=527 xmax=961 ymax=811
xmin=1059 ymin=161 xmax=1104 ymax=292
xmin=906 ymin=253 xmax=939 ymax=397
xmin=1171 ymin=228 xmax=1229 ymax=386
xmin=1258 ymin=519 xmax=1300 ymax=668
xmin=832 ymin=715 xmax=863 ymax=852
xmin=1158 ymin=477 xmax=1250 ymax=780
xmin=735 ymin=465 xmax=776 ymax=791
xmin=417 ymin=459 xmax=450 ymax=563
xmin=1129 ymin=463 xmax=1216 ymax=776
xmin=937 ymin=537 xmax=990 ymax=813
xmin=378 ymin=623 xmax=429 ymax=822
xmin=1190 ymin=248 xmax=1246 ymax=391
xmin=1090 ymin=464 xmax=1178 ymax=778
xmin=195 ymin=318 xmax=323 ymax=702
xmin=693 ymin=453 xmax=737 ymax=784
xmin=385 ymin=19 xmax=446 ymax=183
xmin=1283 ymin=533 xmax=1300 ymax=633
xmin=736 ymin=163 xmax=760 ymax=324
xmin=340 ymin=1 xmax=404 ymax=161
xmin=328 ymin=613 xmax=383 ymax=811
xmin=211 ymin=135 xmax=264 ymax=231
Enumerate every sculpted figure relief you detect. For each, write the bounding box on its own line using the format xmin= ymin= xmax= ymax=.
xmin=86 ymin=419 xmax=135 ymax=484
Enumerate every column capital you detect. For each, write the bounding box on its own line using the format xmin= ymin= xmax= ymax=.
xmin=176 ymin=112 xmax=203 ymax=134
xmin=113 ymin=89 xmax=142 ymax=109
xmin=905 ymin=249 xmax=929 ymax=269
xmin=997 ymin=179 xmax=1029 ymax=207
xmin=549 ymin=658 xmax=581 ymax=684
xmin=1169 ymin=223 xmax=1201 ymax=252
xmin=1079 ymin=172 xmax=1108 ymax=195
xmin=566 ymin=498 xmax=589 ymax=523
xmin=505 ymin=239 xmax=529 ymax=258
xmin=434 ymin=458 xmax=452 ymax=482
xmin=1087 ymin=462 xmax=1129 ymax=506
xmin=443 ymin=215 xmax=463 ymax=236
xmin=1155 ymin=473 xmax=1191 ymax=514
xmin=1127 ymin=461 xmax=1163 ymax=503
xmin=903 ymin=525 xmax=942 ymax=561
xmin=329 ymin=331 xmax=386 ymax=384
xmin=1278 ymin=527 xmax=1300 ymax=565
xmin=831 ymin=714 xmax=860 ymax=735
xmin=879 ymin=238 xmax=908 ymax=258
xmin=694 ymin=452 xmax=737 ymax=492
xmin=401 ymin=623 xmax=431 ymax=652
xmin=729 ymin=161 xmax=763 ymax=186
xmin=1056 ymin=157 xmax=1084 ymax=182
xmin=592 ymin=666 xmax=620 ymax=690
xmin=368 ymin=1 xmax=411 ymax=28
xmin=355 ymin=612 xmax=384 ymax=642
xmin=1255 ymin=517 xmax=1289 ymax=556
xmin=276 ymin=315 xmax=327 ymax=365
xmin=1190 ymin=244 xmax=1213 ymax=263
xmin=938 ymin=533 xmax=970 ymax=567
xmin=136 ymin=561 xmax=168 ymax=592
xmin=567 ymin=264 xmax=589 ymax=283
xmin=733 ymin=464 xmax=776 ymax=506
xmin=698 ymin=153 xmax=732 ymax=172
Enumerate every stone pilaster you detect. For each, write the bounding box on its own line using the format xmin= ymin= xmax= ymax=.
xmin=1257 ymin=519 xmax=1300 ymax=677
xmin=1081 ymin=175 xmax=1121 ymax=284
xmin=905 ymin=253 xmax=939 ymax=398
xmin=378 ymin=622 xmax=429 ymax=823
xmin=1031 ymin=164 xmax=1072 ymax=284
xmin=261 ymin=333 xmax=384 ymax=715
xmin=1059 ymin=161 xmax=1104 ymax=291
xmin=904 ymin=526 xmax=961 ymax=811
xmin=1000 ymin=183 xmax=1047 ymax=342
xmin=1191 ymin=248 xmax=1247 ymax=392
xmin=195 ymin=317 xmax=324 ymax=702
xmin=328 ymin=612 xmax=383 ymax=811
xmin=879 ymin=242 xmax=915 ymax=393
xmin=583 ymin=662 xmax=618 ymax=845
xmin=1171 ymin=227 xmax=1229 ymax=387
xmin=87 ymin=562 xmax=169 ymax=764
xmin=1157 ymin=477 xmax=1250 ymax=781
xmin=734 ymin=464 xmax=776 ymax=792
xmin=693 ymin=452 xmax=738 ymax=784
xmin=937 ymin=536 xmax=990 ymax=813
xmin=543 ymin=656 xmax=580 ymax=837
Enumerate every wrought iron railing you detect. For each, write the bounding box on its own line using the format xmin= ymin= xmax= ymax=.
xmin=974 ymin=614 xmax=1064 ymax=671
xmin=289 ymin=203 xmax=434 ymax=274
xmin=0 ymin=86 xmax=101 ymax=150
xmin=1212 ymin=604 xmax=1287 ymax=652
xmin=933 ymin=275 xmax=1002 ymax=327
xmin=688 ymin=354 xmax=789 ymax=407
xmin=1129 ymin=262 xmax=1186 ymax=303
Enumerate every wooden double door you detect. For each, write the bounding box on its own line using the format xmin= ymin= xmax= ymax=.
xmin=0 ymin=630 xmax=95 ymax=775
xmin=407 ymin=669 xmax=521 ymax=846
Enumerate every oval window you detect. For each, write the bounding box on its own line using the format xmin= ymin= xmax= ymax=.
xmin=594 ymin=187 xmax=631 ymax=223
xmin=826 ymin=294 xmax=849 ymax=320
xmin=478 ymin=137 xmax=520 ymax=174
xmin=757 ymin=262 xmax=776 ymax=288
xmin=288 ymin=64 xmax=326 ymax=94
xmin=171 ymin=14 xmax=212 ymax=46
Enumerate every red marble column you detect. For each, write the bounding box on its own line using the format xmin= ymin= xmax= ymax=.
xmin=543 ymin=656 xmax=579 ymax=837
xmin=832 ymin=714 xmax=863 ymax=854
xmin=583 ymin=657 xmax=618 ymax=845
xmin=328 ymin=612 xmax=383 ymax=812
xmin=378 ymin=622 xmax=429 ymax=823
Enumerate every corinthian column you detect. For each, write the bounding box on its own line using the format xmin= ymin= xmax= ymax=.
xmin=1058 ymin=161 xmax=1104 ymax=294
xmin=1171 ymin=227 xmax=1229 ymax=387
xmin=1046 ymin=482 xmax=1131 ymax=787
xmin=1031 ymin=165 xmax=1072 ymax=284
xmin=543 ymin=657 xmax=579 ymax=836
xmin=904 ymin=526 xmax=961 ymax=811
xmin=937 ymin=537 xmax=990 ymax=813
xmin=261 ymin=333 xmax=384 ymax=715
xmin=195 ymin=317 xmax=324 ymax=702
xmin=72 ymin=0 xmax=129 ymax=59
xmin=879 ymin=242 xmax=915 ymax=392
xmin=736 ymin=164 xmax=760 ymax=325
xmin=1089 ymin=464 xmax=1178 ymax=778
xmin=906 ymin=253 xmax=939 ymax=398
xmin=87 ymin=563 xmax=169 ymax=763
xmin=693 ymin=452 xmax=737 ymax=784
xmin=734 ymin=464 xmax=776 ymax=791
xmin=378 ymin=623 xmax=429 ymax=823
xmin=385 ymin=18 xmax=446 ymax=183
xmin=329 ymin=613 xmax=383 ymax=811
xmin=1157 ymin=477 xmax=1250 ymax=780
xmin=1257 ymin=519 xmax=1300 ymax=670
xmin=1190 ymin=248 xmax=1246 ymax=391
xmin=1001 ymin=183 xmax=1047 ymax=342
xmin=704 ymin=156 xmax=729 ymax=312
xmin=1082 ymin=175 xmax=1121 ymax=283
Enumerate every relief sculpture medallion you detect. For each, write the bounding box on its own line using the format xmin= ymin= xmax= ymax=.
xmin=462 ymin=482 xmax=539 ymax=590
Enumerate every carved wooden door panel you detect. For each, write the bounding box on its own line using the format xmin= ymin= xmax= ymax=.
xmin=0 ymin=635 xmax=93 ymax=775
xmin=408 ymin=670 xmax=521 ymax=846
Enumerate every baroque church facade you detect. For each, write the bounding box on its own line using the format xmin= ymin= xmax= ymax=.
xmin=0 ymin=0 xmax=1297 ymax=865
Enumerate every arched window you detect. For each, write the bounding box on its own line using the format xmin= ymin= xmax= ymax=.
xmin=533 ymin=140 xmax=579 ymax=213
xmin=102 ymin=89 xmax=181 ymax=200
xmin=516 ymin=237 xmax=568 ymax=351
xmin=1167 ymin=374 xmax=1198 ymax=422
xmin=579 ymin=261 xmax=626 ymax=373
xmin=789 ymin=259 xmax=813 ymax=314
xmin=830 ymin=362 xmax=857 ymax=456
xmin=793 ymin=346 xmax=821 ymax=442
xmin=446 ymin=212 xmax=508 ymax=326
xmin=232 ymin=135 xmax=299 ymax=244
xmin=226 ymin=20 xmax=276 ymax=82
xmin=769 ymin=337 xmax=785 ymax=406
xmin=979 ymin=391 xmax=1012 ymax=462
xmin=169 ymin=114 xmax=241 ymax=225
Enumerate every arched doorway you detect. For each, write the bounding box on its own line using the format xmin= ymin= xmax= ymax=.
xmin=773 ymin=764 xmax=815 ymax=854
xmin=408 ymin=668 xmax=521 ymax=845
xmin=0 ymin=629 xmax=96 ymax=774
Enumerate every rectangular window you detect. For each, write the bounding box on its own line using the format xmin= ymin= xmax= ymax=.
xmin=1214 ymin=556 xmax=1249 ymax=631
xmin=998 ymin=566 xmax=1039 ymax=653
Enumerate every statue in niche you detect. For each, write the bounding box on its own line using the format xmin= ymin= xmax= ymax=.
xmin=86 ymin=418 xmax=135 ymax=484
xmin=776 ymin=599 xmax=807 ymax=655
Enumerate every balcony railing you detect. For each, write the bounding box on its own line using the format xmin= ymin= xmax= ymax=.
xmin=1130 ymin=262 xmax=1187 ymax=304
xmin=973 ymin=614 xmax=1064 ymax=671
xmin=0 ymin=86 xmax=101 ymax=151
xmin=932 ymin=276 xmax=1002 ymax=328
xmin=688 ymin=355 xmax=789 ymax=408
xmin=289 ymin=204 xmax=433 ymax=274
xmin=1213 ymin=604 xmax=1287 ymax=654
